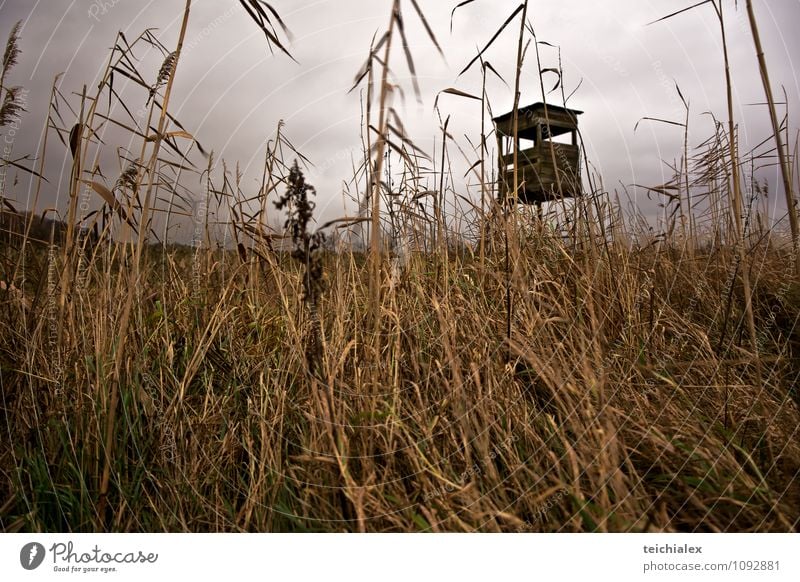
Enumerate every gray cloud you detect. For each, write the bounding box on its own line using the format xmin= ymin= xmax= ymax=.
xmin=0 ymin=0 xmax=798 ymax=234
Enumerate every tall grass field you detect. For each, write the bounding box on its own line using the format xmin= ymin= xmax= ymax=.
xmin=1 ymin=0 xmax=799 ymax=532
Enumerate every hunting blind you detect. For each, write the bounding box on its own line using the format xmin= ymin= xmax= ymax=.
xmin=494 ymin=102 xmax=583 ymax=205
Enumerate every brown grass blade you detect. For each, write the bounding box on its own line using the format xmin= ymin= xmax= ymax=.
xmin=458 ymin=3 xmax=524 ymax=77
xmin=645 ymin=0 xmax=716 ymax=26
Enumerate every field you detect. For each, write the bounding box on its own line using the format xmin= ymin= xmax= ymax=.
xmin=1 ymin=0 xmax=799 ymax=532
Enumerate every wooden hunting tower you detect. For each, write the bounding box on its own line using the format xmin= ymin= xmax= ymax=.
xmin=494 ymin=102 xmax=583 ymax=205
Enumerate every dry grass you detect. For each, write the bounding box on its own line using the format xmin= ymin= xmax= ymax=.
xmin=1 ymin=226 xmax=799 ymax=532
xmin=0 ymin=1 xmax=799 ymax=532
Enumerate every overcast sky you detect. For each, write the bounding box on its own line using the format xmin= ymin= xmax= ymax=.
xmin=1 ymin=0 xmax=798 ymax=238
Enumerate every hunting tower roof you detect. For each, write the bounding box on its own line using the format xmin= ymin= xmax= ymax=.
xmin=493 ymin=102 xmax=583 ymax=138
